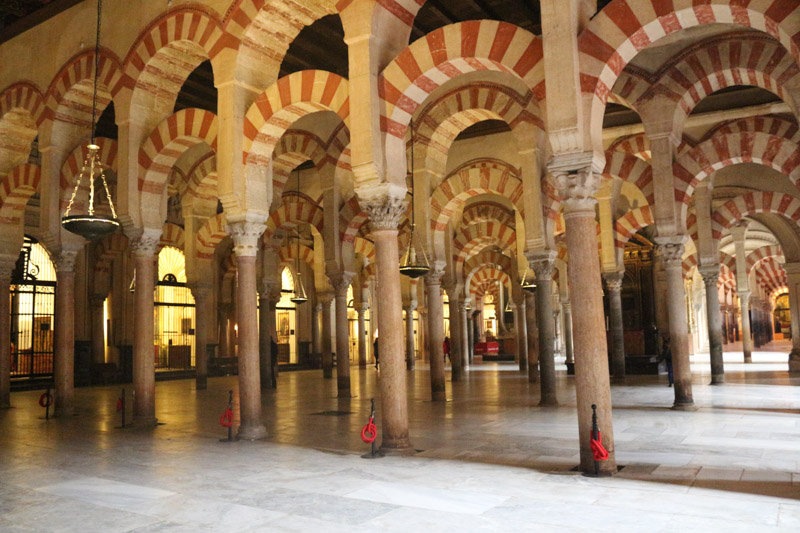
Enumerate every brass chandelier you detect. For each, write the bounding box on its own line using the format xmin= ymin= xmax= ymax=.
xmin=399 ymin=119 xmax=431 ymax=279
xmin=289 ymin=168 xmax=308 ymax=304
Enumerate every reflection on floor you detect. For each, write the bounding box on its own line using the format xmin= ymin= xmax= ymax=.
xmin=0 ymin=342 xmax=798 ymax=531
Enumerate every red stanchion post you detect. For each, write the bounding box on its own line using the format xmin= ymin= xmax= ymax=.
xmin=116 ymin=388 xmax=127 ymax=428
xmin=39 ymin=386 xmax=54 ymax=420
xmin=587 ymin=404 xmax=610 ymax=477
xmin=360 ymin=398 xmax=379 ymax=459
xmin=219 ymin=390 xmax=234 ymax=442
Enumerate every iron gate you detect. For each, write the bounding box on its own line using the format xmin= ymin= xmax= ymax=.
xmin=154 ymin=273 xmax=195 ymax=371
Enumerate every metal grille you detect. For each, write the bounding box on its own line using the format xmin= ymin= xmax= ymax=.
xmin=154 ymin=275 xmax=195 ymax=371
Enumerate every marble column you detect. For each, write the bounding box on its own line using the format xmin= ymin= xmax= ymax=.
xmin=514 ymin=298 xmax=528 ymax=372
xmin=319 ymin=292 xmax=334 ymax=378
xmin=699 ymin=266 xmax=724 ymax=384
xmin=554 ymin=167 xmax=616 ymax=473
xmin=603 ymin=271 xmax=626 ymax=379
xmin=357 ymin=303 xmax=368 ymax=367
xmin=132 ymin=234 xmax=159 ymax=426
xmin=362 ymin=195 xmax=412 ymax=452
xmin=739 ymin=291 xmax=753 ymax=363
xmin=405 ymin=304 xmax=416 ymax=370
xmin=312 ymin=301 xmax=322 ymax=361
xmin=0 ymin=257 xmax=15 ymax=409
xmin=425 ymin=269 xmax=446 ymax=401
xmin=332 ymin=274 xmax=354 ymax=397
xmin=532 ymin=253 xmax=558 ymax=405
xmin=258 ymin=281 xmax=280 ymax=389
xmin=562 ymin=301 xmax=575 ymax=374
xmin=53 ymin=251 xmax=78 ymax=418
xmin=227 ymin=222 xmax=267 ymax=440
xmin=190 ymin=283 xmax=212 ymax=390
xmin=784 ymin=264 xmax=800 ymax=371
xmin=218 ymin=304 xmax=231 ymax=359
xmin=447 ymin=293 xmax=463 ymax=381
xmin=525 ymin=291 xmax=539 ymax=383
xmin=90 ymin=295 xmax=105 ymax=365
xmin=656 ymin=238 xmax=695 ymax=410
xmin=467 ymin=310 xmax=474 ymax=364
xmin=459 ymin=300 xmax=469 ymax=371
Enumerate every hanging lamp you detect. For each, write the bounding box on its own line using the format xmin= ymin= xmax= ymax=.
xmin=289 ymin=168 xmax=308 ymax=304
xmin=399 ymin=119 xmax=431 ymax=279
xmin=521 ymin=270 xmax=537 ymax=293
xmin=61 ymin=0 xmax=120 ymax=240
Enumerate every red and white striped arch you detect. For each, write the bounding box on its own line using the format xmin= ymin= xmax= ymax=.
xmin=0 ymin=82 xmax=45 ymax=174
xmin=243 ymin=70 xmax=349 ymax=167
xmin=608 ymin=134 xmax=650 ymax=161
xmin=461 ymin=202 xmax=515 ymax=229
xmin=603 ymin=151 xmax=654 ymax=204
xmin=463 ymin=249 xmax=513 ymax=285
xmin=453 ymin=221 xmax=516 ymax=266
xmin=381 ymin=21 xmax=544 ymax=179
xmin=138 ymin=108 xmax=218 ymax=198
xmin=159 ymin=223 xmax=185 ymax=252
xmin=755 ymin=256 xmax=786 ymax=295
xmin=196 ymin=213 xmax=227 ymax=260
xmin=353 ymin=236 xmax=375 ymax=260
xmin=272 ymin=130 xmax=328 ymax=200
xmin=711 ymin=192 xmax=800 ymax=239
xmin=340 ymin=195 xmax=370 ymax=245
xmin=578 ymin=0 xmax=800 ymax=153
xmin=703 ymin=115 xmax=800 ymax=145
xmin=278 ymin=243 xmax=315 ymax=269
xmin=93 ymin=232 xmax=128 ymax=279
xmin=264 ymin=195 xmax=324 ymax=242
xmin=674 ymin=132 xmax=800 ymax=219
xmin=0 ymin=163 xmax=40 ymax=226
xmin=747 ymin=244 xmax=785 ymax=275
xmin=184 ymin=152 xmax=218 ymax=207
xmin=0 ymin=82 xmax=46 ymax=127
xmin=615 ymin=205 xmax=654 ymax=249
xmin=469 ymin=267 xmax=511 ymax=298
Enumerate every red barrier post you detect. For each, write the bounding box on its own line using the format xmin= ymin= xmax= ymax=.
xmin=586 ymin=404 xmax=611 ymax=477
xmin=39 ymin=386 xmax=54 ymax=420
xmin=361 ymin=399 xmax=380 ymax=459
xmin=219 ymin=390 xmax=234 ymax=442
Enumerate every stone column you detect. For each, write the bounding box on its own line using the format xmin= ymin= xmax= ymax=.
xmin=405 ymin=304 xmax=416 ymax=370
xmin=532 ymin=252 xmax=558 ymax=405
xmin=90 ymin=295 xmax=105 ymax=365
xmin=656 ymin=238 xmax=696 ymax=410
xmin=332 ymin=273 xmax=354 ymax=397
xmin=739 ymin=291 xmax=753 ymax=363
xmin=319 ymin=292 xmax=334 ymax=378
xmin=257 ymin=283 xmax=279 ymax=390
xmin=226 ymin=222 xmax=267 ymax=440
xmin=312 ymin=301 xmax=322 ymax=361
xmin=0 ymin=256 xmax=15 ymax=409
xmin=603 ymin=271 xmax=626 ymax=379
xmin=218 ymin=303 xmax=231 ymax=359
xmin=459 ymin=300 xmax=470 ymax=371
xmin=362 ymin=195 xmax=413 ymax=453
xmin=514 ymin=298 xmax=528 ymax=372
xmin=425 ymin=269 xmax=446 ymax=401
xmin=525 ymin=291 xmax=539 ymax=383
xmin=467 ymin=310 xmax=474 ymax=364
xmin=699 ymin=266 xmax=724 ymax=384
xmin=53 ymin=250 xmax=78 ymax=418
xmin=357 ymin=303 xmax=368 ymax=367
xmin=553 ymin=167 xmax=616 ymax=473
xmin=446 ymin=293 xmax=463 ymax=381
xmin=562 ymin=301 xmax=575 ymax=374
xmin=132 ymin=234 xmax=159 ymax=426
xmin=190 ymin=283 xmax=212 ymax=390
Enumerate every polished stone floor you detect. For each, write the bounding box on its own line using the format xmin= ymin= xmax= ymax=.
xmin=1 ymin=342 xmax=799 ymax=532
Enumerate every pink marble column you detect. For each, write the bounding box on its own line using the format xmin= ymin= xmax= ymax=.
xmin=0 ymin=257 xmax=14 ymax=409
xmin=362 ymin=195 xmax=413 ymax=453
xmin=656 ymin=237 xmax=696 ymax=410
xmin=227 ymin=222 xmax=267 ymax=440
xmin=425 ymin=269 xmax=446 ymax=401
xmin=53 ymin=250 xmax=78 ymax=418
xmin=132 ymin=235 xmax=159 ymax=426
xmin=603 ymin=271 xmax=626 ymax=380
xmin=332 ymin=273 xmax=354 ymax=397
xmin=190 ymin=283 xmax=212 ymax=390
xmin=562 ymin=301 xmax=575 ymax=374
xmin=554 ymin=167 xmax=616 ymax=474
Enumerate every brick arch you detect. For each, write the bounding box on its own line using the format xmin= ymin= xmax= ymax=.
xmin=755 ymin=256 xmax=786 ymax=295
xmin=415 ymin=82 xmax=543 ymax=180
xmin=381 ymin=21 xmax=544 ymax=182
xmin=470 ymin=267 xmax=511 ymax=298
xmin=0 ymin=164 xmax=41 ymax=226
xmin=0 ymin=82 xmax=44 ymax=173
xmin=353 ymin=236 xmax=375 ymax=260
xmin=430 ymin=158 xmax=523 ymax=257
xmin=159 ymin=222 xmax=185 ymax=252
xmin=579 ymin=0 xmax=800 ymax=154
xmin=58 ymin=138 xmax=118 ymax=215
xmin=278 ymin=243 xmax=315 ymax=269
xmin=264 ymin=195 xmax=324 ymax=241
xmin=184 ymin=152 xmax=218 ymax=206
xmin=340 ymin=195 xmax=370 ymax=245
xmin=461 ymin=202 xmax=515 ymax=229
xmin=615 ymin=205 xmax=654 ymax=249
xmin=196 ymin=213 xmax=227 ymax=259
xmin=0 ymin=81 xmax=46 ymax=127
xmin=608 ymin=133 xmax=650 ymax=161
xmin=272 ymin=130 xmax=329 ymax=200
xmin=711 ymin=192 xmax=800 ymax=239
xmin=674 ymin=132 xmax=800 ymax=221
xmin=747 ymin=244 xmax=785 ymax=275
xmin=462 ymin=250 xmax=513 ymax=285
xmin=453 ymin=221 xmax=516 ymax=266
xmin=138 ymin=108 xmax=218 ymax=203
xmin=703 ymin=115 xmax=800 ymax=145
xmin=602 ymin=151 xmax=654 ymax=205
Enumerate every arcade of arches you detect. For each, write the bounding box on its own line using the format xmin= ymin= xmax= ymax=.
xmin=0 ymin=0 xmax=799 ymax=529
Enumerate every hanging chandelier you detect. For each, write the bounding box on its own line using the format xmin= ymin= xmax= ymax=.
xmin=399 ymin=119 xmax=431 ymax=279
xmin=61 ymin=0 xmax=120 ymax=240
xmin=289 ymin=168 xmax=308 ymax=304
xmin=521 ymin=270 xmax=537 ymax=293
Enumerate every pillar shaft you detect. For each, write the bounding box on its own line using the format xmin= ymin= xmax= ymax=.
xmin=332 ymin=275 xmax=353 ymax=398
xmin=459 ymin=302 xmax=469 ymax=371
xmin=525 ymin=291 xmax=539 ymax=383
xmin=405 ymin=306 xmax=416 ymax=370
xmin=90 ymin=297 xmax=105 ymax=365
xmin=554 ymin=168 xmax=616 ymax=474
xmin=0 ymin=273 xmax=12 ymax=408
xmin=312 ymin=302 xmax=322 ymax=360
xmin=357 ymin=305 xmax=368 ymax=367
xmin=786 ymin=263 xmax=800 ymax=372
xmin=54 ymin=264 xmax=76 ymax=418
xmin=700 ymin=267 xmax=724 ymax=384
xmin=604 ymin=272 xmax=626 ymax=379
xmin=740 ymin=291 xmax=753 ymax=363
xmin=425 ymin=272 xmax=446 ymax=401
xmin=532 ymin=254 xmax=558 ymax=405
xmin=192 ymin=286 xmax=211 ymax=390
xmin=132 ymin=240 xmax=157 ymax=426
xmin=447 ymin=295 xmax=463 ymax=381
xmin=515 ymin=299 xmax=528 ymax=372
xmin=563 ymin=302 xmax=574 ymax=367
xmin=320 ymin=294 xmax=333 ymax=378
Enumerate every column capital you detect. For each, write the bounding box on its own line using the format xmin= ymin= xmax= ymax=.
xmin=424 ymin=265 xmax=445 ymax=286
xmin=654 ymin=235 xmax=687 ymax=268
xmin=188 ymin=282 xmax=213 ymax=298
xmin=528 ymin=250 xmax=557 ymax=281
xmin=318 ymin=290 xmax=334 ymax=305
xmin=553 ymin=167 xmax=600 ymax=216
xmin=359 ymin=191 xmax=407 ymax=231
xmin=603 ymin=271 xmax=624 ymax=292
xmin=130 ymin=228 xmax=162 ymax=257
xmin=405 ymin=303 xmax=417 ymax=313
xmin=329 ymin=272 xmax=355 ymax=297
xmin=357 ymin=302 xmax=369 ymax=314
xmin=225 ymin=221 xmax=266 ymax=257
xmin=0 ymin=253 xmax=17 ymax=283
xmin=698 ymin=264 xmax=720 ymax=286
xmin=738 ymin=290 xmax=751 ymax=303
xmin=54 ymin=248 xmax=80 ymax=273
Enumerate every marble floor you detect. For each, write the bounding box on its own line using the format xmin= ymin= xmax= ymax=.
xmin=0 ymin=343 xmax=798 ymax=532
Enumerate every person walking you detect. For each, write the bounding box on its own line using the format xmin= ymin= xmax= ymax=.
xmin=373 ymin=335 xmax=379 ymax=370
xmin=443 ymin=336 xmax=451 ymax=364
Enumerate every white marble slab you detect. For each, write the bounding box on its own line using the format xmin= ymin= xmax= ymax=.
xmin=344 ymin=480 xmax=508 ymax=514
xmin=37 ymin=476 xmax=175 ymax=508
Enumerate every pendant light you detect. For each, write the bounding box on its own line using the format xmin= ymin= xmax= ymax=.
xmin=521 ymin=270 xmax=537 ymax=293
xmin=61 ymin=0 xmax=120 ymax=240
xmin=399 ymin=119 xmax=431 ymax=279
xmin=289 ymin=168 xmax=308 ymax=304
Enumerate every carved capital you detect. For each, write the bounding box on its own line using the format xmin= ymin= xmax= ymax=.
xmin=259 ymin=279 xmax=282 ymax=301
xmin=698 ymin=265 xmax=720 ymax=287
xmin=528 ymin=250 xmax=557 ymax=281
xmin=131 ymin=228 xmax=162 ymax=258
xmin=188 ymin=282 xmax=213 ymax=301
xmin=0 ymin=253 xmax=18 ymax=282
xmin=318 ymin=290 xmax=334 ymax=305
xmin=554 ymin=167 xmax=599 ymax=216
xmin=424 ymin=266 xmax=445 ymax=286
xmin=330 ymin=272 xmax=355 ymax=297
xmin=603 ymin=271 xmax=624 ymax=292
xmin=361 ymin=195 xmax=407 ymax=231
xmin=54 ymin=249 xmax=80 ymax=273
xmin=738 ymin=290 xmax=751 ymax=305
xmin=654 ymin=236 xmax=686 ymax=268
xmin=225 ymin=221 xmax=265 ymax=257
xmin=358 ymin=302 xmax=369 ymax=314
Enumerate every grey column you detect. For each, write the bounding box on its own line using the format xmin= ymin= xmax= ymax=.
xmin=319 ymin=292 xmax=334 ymax=379
xmin=90 ymin=296 xmax=106 ymax=365
xmin=603 ymin=271 xmax=626 ymax=379
xmin=425 ymin=270 xmax=446 ymax=400
xmin=447 ymin=294 xmax=463 ymax=381
xmin=312 ymin=302 xmax=322 ymax=360
xmin=699 ymin=266 xmax=724 ymax=384
xmin=357 ymin=304 xmax=368 ymax=367
xmin=525 ymin=291 xmax=539 ymax=383
xmin=562 ymin=301 xmax=575 ymax=374
xmin=532 ymin=253 xmax=557 ymax=405
xmin=332 ymin=274 xmax=354 ymax=398
xmin=0 ymin=258 xmax=14 ymax=409
xmin=405 ymin=304 xmax=416 ymax=370
xmin=459 ymin=301 xmax=469 ymax=371
xmin=514 ymin=299 xmax=528 ymax=372
xmin=191 ymin=284 xmax=212 ymax=390
xmin=739 ymin=291 xmax=753 ymax=363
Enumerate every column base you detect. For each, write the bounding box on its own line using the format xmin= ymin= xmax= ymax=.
xmin=579 ymin=457 xmax=617 ymax=476
xmin=710 ymin=374 xmax=725 ymax=385
xmin=337 ymin=379 xmax=351 ymax=398
xmin=539 ymin=395 xmax=558 ymax=407
xmin=610 ymin=375 xmax=626 ymax=385
xmin=566 ymin=362 xmax=575 ymax=375
xmin=431 ymin=389 xmax=446 ymax=402
xmin=195 ymin=376 xmax=207 ymax=390
xmin=237 ymin=423 xmax=268 ymax=440
xmin=323 ymin=368 xmax=333 ymax=379
xmin=379 ymin=442 xmax=416 ymax=456
xmin=54 ymin=406 xmax=74 ymax=418
xmin=133 ymin=416 xmax=158 ymax=427
xmin=671 ymin=401 xmax=697 ymax=412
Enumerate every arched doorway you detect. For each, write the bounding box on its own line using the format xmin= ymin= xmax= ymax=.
xmin=10 ymin=236 xmax=56 ymax=382
xmin=154 ymin=246 xmax=195 ymax=372
xmin=276 ymin=267 xmax=298 ymax=364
